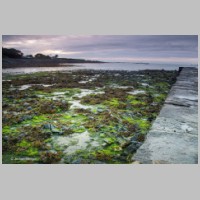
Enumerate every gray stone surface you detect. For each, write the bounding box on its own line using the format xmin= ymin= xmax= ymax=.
xmin=132 ymin=67 xmax=198 ymax=164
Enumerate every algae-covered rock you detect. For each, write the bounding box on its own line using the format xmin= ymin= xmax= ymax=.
xmin=43 ymin=123 xmax=63 ymax=134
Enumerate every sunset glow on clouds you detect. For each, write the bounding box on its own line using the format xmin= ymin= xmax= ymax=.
xmin=2 ymin=35 xmax=198 ymax=64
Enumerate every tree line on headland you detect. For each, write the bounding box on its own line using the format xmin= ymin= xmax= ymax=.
xmin=2 ymin=48 xmax=58 ymax=59
xmin=2 ymin=48 xmax=104 ymax=68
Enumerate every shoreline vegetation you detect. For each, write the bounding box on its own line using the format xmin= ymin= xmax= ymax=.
xmin=2 ymin=58 xmax=105 ymax=68
xmin=2 ymin=69 xmax=179 ymax=164
xmin=2 ymin=47 xmax=104 ymax=68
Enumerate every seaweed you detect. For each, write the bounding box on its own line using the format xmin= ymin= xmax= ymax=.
xmin=2 ymin=69 xmax=178 ymax=164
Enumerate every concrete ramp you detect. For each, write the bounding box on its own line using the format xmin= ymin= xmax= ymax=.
xmin=132 ymin=67 xmax=198 ymax=164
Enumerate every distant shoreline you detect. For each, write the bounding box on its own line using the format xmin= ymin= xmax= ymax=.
xmin=2 ymin=58 xmax=153 ymax=69
xmin=2 ymin=58 xmax=105 ymax=68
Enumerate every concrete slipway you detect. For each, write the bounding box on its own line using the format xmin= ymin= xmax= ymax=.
xmin=132 ymin=67 xmax=198 ymax=164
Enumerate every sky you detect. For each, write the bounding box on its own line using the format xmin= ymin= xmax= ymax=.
xmin=2 ymin=35 xmax=198 ymax=64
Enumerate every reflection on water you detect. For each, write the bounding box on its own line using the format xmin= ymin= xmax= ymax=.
xmin=2 ymin=62 xmax=197 ymax=74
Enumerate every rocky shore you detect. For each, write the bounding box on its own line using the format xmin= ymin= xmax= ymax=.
xmin=2 ymin=69 xmax=178 ymax=164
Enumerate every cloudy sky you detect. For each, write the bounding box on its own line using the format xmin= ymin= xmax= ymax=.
xmin=2 ymin=35 xmax=198 ymax=64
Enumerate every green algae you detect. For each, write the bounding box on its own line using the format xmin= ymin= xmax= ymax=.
xmin=61 ymin=114 xmax=73 ymax=120
xmin=16 ymin=140 xmax=39 ymax=157
xmin=17 ymin=140 xmax=31 ymax=148
xmin=22 ymin=115 xmax=48 ymax=125
xmin=134 ymin=119 xmax=151 ymax=133
xmin=103 ymin=137 xmax=117 ymax=145
xmin=72 ymin=126 xmax=86 ymax=133
xmin=130 ymin=99 xmax=146 ymax=106
xmin=153 ymin=93 xmax=167 ymax=103
xmin=105 ymin=98 xmax=120 ymax=107
xmin=2 ymin=125 xmax=20 ymax=135
xmin=20 ymin=147 xmax=39 ymax=157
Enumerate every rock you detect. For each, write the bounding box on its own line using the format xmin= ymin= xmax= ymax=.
xmin=62 ymin=126 xmax=73 ymax=135
xmin=61 ymin=126 xmax=68 ymax=130
xmin=18 ymin=133 xmax=27 ymax=139
xmin=3 ymin=136 xmax=9 ymax=142
xmin=43 ymin=123 xmax=63 ymax=134
xmin=30 ymin=95 xmax=37 ymax=98
xmin=103 ymin=138 xmax=114 ymax=144
xmin=130 ymin=132 xmax=142 ymax=142
xmin=132 ymin=161 xmax=140 ymax=164
xmin=51 ymin=105 xmax=56 ymax=109
xmin=72 ymin=158 xmax=83 ymax=164
xmin=100 ymin=142 xmax=106 ymax=146
xmin=97 ymin=108 xmax=104 ymax=113
xmin=61 ymin=100 xmax=68 ymax=105
xmin=118 ymin=139 xmax=129 ymax=147
xmin=8 ymin=95 xmax=14 ymax=99
xmin=126 ymin=144 xmax=137 ymax=153
xmin=153 ymin=160 xmax=170 ymax=164
xmin=100 ymin=133 xmax=105 ymax=137
xmin=2 ymin=103 xmax=8 ymax=108
xmin=96 ymin=124 xmax=103 ymax=129
xmin=45 ymin=132 xmax=52 ymax=137
xmin=27 ymin=106 xmax=32 ymax=110
xmin=20 ymin=115 xmax=33 ymax=122
xmin=23 ymin=102 xmax=30 ymax=106
xmin=16 ymin=107 xmax=23 ymax=112
xmin=126 ymin=141 xmax=142 ymax=153
xmin=51 ymin=128 xmax=62 ymax=134
xmin=43 ymin=123 xmax=54 ymax=129
xmin=93 ymin=160 xmax=106 ymax=164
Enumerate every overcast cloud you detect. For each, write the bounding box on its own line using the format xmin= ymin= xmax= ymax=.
xmin=2 ymin=35 xmax=198 ymax=64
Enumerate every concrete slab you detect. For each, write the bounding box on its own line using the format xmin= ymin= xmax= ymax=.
xmin=133 ymin=131 xmax=198 ymax=164
xmin=132 ymin=67 xmax=198 ymax=164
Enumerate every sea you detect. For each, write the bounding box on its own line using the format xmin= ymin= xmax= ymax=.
xmin=2 ymin=62 xmax=198 ymax=74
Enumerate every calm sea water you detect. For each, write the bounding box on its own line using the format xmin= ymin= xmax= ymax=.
xmin=2 ymin=62 xmax=197 ymax=74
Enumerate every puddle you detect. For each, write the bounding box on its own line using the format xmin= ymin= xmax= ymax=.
xmin=42 ymin=84 xmax=54 ymax=87
xmin=52 ymin=130 xmax=99 ymax=154
xmin=79 ymin=81 xmax=89 ymax=84
xmin=141 ymin=83 xmax=149 ymax=86
xmin=88 ymin=77 xmax=97 ymax=82
xmin=70 ymin=89 xmax=106 ymax=111
xmin=109 ymin=84 xmax=133 ymax=89
xmin=37 ymin=87 xmax=105 ymax=99
xmin=37 ymin=88 xmax=104 ymax=101
xmin=73 ymin=89 xmax=104 ymax=98
xmin=3 ymin=111 xmax=21 ymax=116
xmin=19 ymin=85 xmax=32 ymax=90
xmin=127 ymin=90 xmax=146 ymax=95
xmin=78 ymin=75 xmax=100 ymax=84
xmin=52 ymin=91 xmax=67 ymax=95
xmin=70 ymin=100 xmax=95 ymax=110
xmin=18 ymin=84 xmax=54 ymax=90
